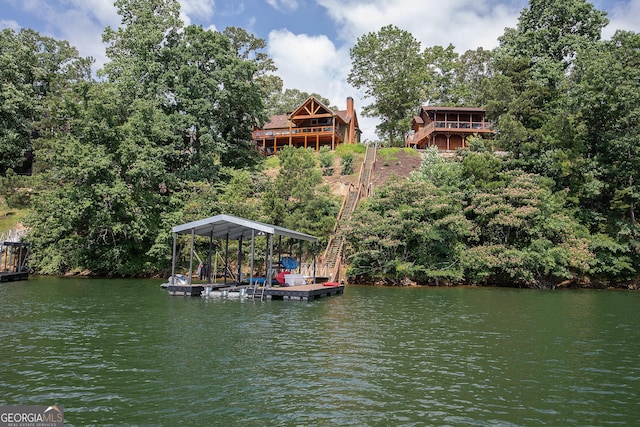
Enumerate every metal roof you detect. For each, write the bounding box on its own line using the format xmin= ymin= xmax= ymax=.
xmin=421 ymin=106 xmax=486 ymax=113
xmin=172 ymin=214 xmax=318 ymax=242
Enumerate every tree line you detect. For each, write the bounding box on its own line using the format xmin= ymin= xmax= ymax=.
xmin=0 ymin=0 xmax=638 ymax=287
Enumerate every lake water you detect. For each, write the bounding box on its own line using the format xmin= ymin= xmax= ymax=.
xmin=1 ymin=276 xmax=639 ymax=426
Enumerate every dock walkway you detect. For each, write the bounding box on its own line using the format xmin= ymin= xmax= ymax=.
xmin=250 ymin=282 xmax=344 ymax=301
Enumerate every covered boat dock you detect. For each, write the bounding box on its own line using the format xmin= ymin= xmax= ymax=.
xmin=169 ymin=214 xmax=343 ymax=300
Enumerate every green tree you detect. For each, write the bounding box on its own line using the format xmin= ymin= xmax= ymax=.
xmin=454 ymin=47 xmax=494 ymax=106
xmin=340 ymin=152 xmax=354 ymax=175
xmin=262 ymin=147 xmax=338 ymax=244
xmin=423 ymin=44 xmax=460 ymax=105
xmin=412 ymin=146 xmax=463 ymax=189
xmin=0 ymin=28 xmax=91 ymax=174
xmin=348 ymin=25 xmax=426 ymax=146
xmin=26 ymin=0 xmax=270 ymax=275
xmin=572 ymin=30 xmax=640 ymax=227
xmin=101 ymin=0 xmax=182 ymax=100
xmin=28 ymin=83 xmax=175 ymax=274
xmin=319 ymin=146 xmax=334 ymax=176
xmin=162 ymin=24 xmax=265 ymax=171
xmin=223 ymin=26 xmax=283 ymax=114
xmin=462 ymin=171 xmax=592 ymax=286
xmin=488 ymin=0 xmax=608 ymax=166
xmin=263 ymin=147 xmax=321 ymax=223
xmin=344 ymin=178 xmax=471 ymax=284
xmin=499 ymin=0 xmax=608 ymax=66
xmin=570 ymin=30 xmax=640 ymax=280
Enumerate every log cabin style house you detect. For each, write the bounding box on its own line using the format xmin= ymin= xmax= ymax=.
xmin=253 ymin=96 xmax=361 ymax=154
xmin=406 ymin=106 xmax=493 ymax=150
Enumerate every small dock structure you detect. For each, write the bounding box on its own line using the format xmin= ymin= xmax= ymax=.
xmin=0 ymin=240 xmax=30 ymax=283
xmin=168 ymin=214 xmax=342 ymax=301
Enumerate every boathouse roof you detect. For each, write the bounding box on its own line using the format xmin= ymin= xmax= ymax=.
xmin=172 ymin=214 xmax=318 ymax=242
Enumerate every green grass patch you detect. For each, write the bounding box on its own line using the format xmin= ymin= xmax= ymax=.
xmin=378 ymin=147 xmax=421 ymax=163
xmin=0 ymin=200 xmax=29 ymax=234
xmin=335 ymin=143 xmax=366 ymax=157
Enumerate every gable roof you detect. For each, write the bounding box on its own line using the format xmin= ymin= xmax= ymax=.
xmin=291 ymin=96 xmax=333 ymax=119
xmin=261 ymin=96 xmax=357 ymax=129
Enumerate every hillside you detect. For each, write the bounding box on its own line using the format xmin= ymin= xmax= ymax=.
xmin=370 ymin=148 xmax=423 ymax=188
xmin=320 ymin=147 xmax=423 ymax=198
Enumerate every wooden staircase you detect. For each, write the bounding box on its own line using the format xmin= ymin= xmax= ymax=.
xmin=320 ymin=144 xmax=377 ymax=281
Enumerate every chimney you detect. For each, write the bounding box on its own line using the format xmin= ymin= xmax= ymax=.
xmin=347 ymin=97 xmax=354 ymax=117
xmin=347 ymin=97 xmax=355 ymax=144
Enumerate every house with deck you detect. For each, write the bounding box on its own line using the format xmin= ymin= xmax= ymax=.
xmin=253 ymin=97 xmax=361 ymax=154
xmin=405 ymin=106 xmax=493 ymax=150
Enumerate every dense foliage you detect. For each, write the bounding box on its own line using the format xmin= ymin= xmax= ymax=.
xmin=0 ymin=28 xmax=92 ymax=174
xmin=345 ymin=148 xmax=596 ymax=287
xmin=344 ymin=0 xmax=640 ymax=288
xmin=1 ymin=0 xmax=337 ymax=276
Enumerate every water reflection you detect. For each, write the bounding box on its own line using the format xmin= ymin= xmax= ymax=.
xmin=1 ymin=278 xmax=639 ymax=426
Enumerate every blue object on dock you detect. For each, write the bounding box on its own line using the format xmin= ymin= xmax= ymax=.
xmin=280 ymin=256 xmax=298 ymax=270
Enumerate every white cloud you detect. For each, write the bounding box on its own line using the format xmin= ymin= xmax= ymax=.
xmin=180 ymin=0 xmax=216 ymax=19
xmin=603 ymin=0 xmax=640 ymax=39
xmin=317 ymin=0 xmax=523 ymax=52
xmin=266 ymin=0 xmax=300 ymax=12
xmin=267 ymin=29 xmax=380 ymax=138
xmin=0 ymin=19 xmax=21 ymax=31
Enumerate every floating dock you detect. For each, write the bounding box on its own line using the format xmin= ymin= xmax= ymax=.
xmin=256 ymin=282 xmax=344 ymax=301
xmin=167 ymin=284 xmax=205 ymax=296
xmin=200 ymin=282 xmax=344 ymax=301
xmin=0 ymin=271 xmax=29 ymax=282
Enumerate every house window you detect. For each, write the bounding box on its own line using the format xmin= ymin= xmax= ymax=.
xmin=311 ymin=118 xmax=330 ymax=126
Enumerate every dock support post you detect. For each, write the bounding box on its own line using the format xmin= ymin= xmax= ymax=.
xmin=237 ymin=235 xmax=243 ymax=284
xmin=171 ymin=233 xmax=177 ymax=285
xmin=313 ymin=244 xmax=317 ymax=284
xmin=250 ymin=229 xmax=255 ymax=295
xmin=188 ymin=229 xmax=195 ymax=285
xmin=224 ymin=233 xmax=229 ymax=286
xmin=207 ymin=230 xmax=213 ymax=284
xmin=266 ymin=234 xmax=273 ymax=287
xmin=277 ymin=235 xmax=282 ymax=267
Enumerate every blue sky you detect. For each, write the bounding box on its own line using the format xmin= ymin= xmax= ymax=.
xmin=2 ymin=0 xmax=638 ymax=140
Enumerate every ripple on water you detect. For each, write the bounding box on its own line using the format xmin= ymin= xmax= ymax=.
xmin=2 ymin=280 xmax=640 ymax=426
